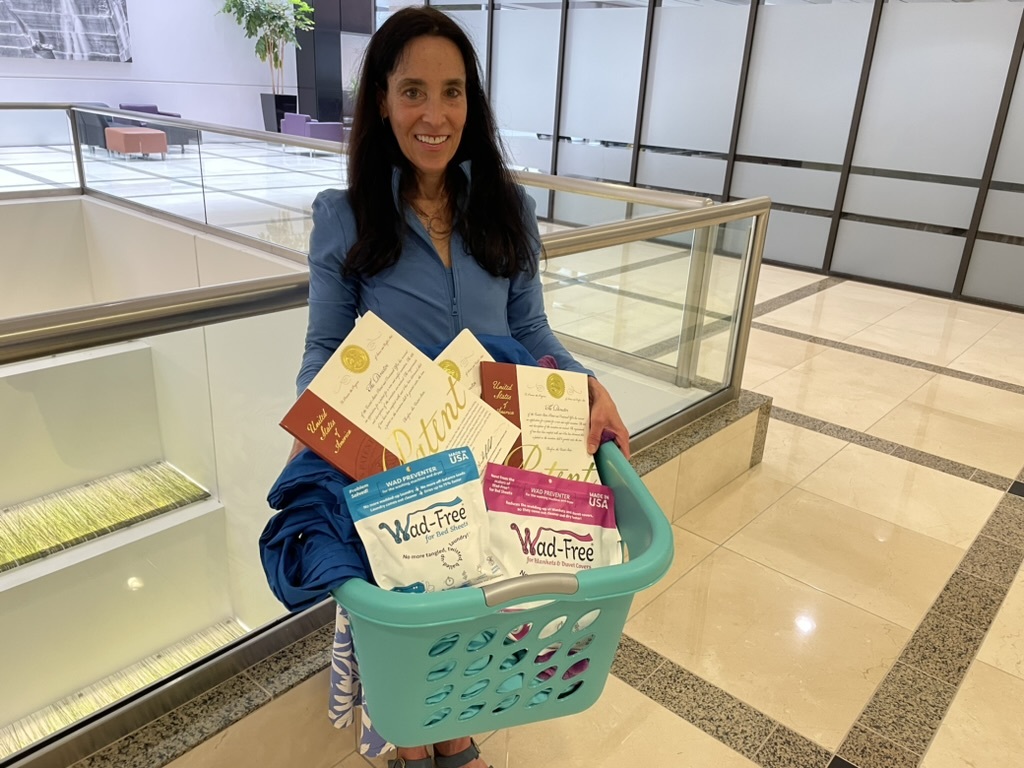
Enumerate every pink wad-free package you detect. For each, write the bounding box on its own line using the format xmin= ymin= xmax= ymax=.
xmin=483 ymin=463 xmax=622 ymax=579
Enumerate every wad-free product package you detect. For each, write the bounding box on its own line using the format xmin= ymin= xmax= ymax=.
xmin=483 ymin=463 xmax=621 ymax=579
xmin=344 ymin=447 xmax=503 ymax=592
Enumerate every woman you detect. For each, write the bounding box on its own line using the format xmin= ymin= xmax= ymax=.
xmin=295 ymin=7 xmax=629 ymax=767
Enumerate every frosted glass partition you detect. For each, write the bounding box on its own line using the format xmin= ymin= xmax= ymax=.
xmin=502 ymin=131 xmax=553 ymax=174
xmin=556 ymin=141 xmax=632 ymax=184
xmin=0 ymin=110 xmax=78 ymax=193
xmin=492 ymin=1 xmax=560 ymax=147
xmin=979 ymin=191 xmax=1024 ymax=240
xmin=832 ymin=220 xmax=963 ymax=293
xmin=843 ymin=174 xmax=979 ymax=230
xmin=962 ymin=241 xmax=1024 ymax=307
xmin=642 ymin=4 xmax=748 ymax=155
xmin=853 ymin=2 xmax=1019 ymax=178
xmin=731 ymin=163 xmax=839 ymax=211
xmin=761 ymin=211 xmax=831 ymax=271
xmin=737 ymin=2 xmax=872 ymax=165
xmin=636 ymin=151 xmax=727 ymax=199
xmin=560 ymin=5 xmax=647 ymax=144
xmin=992 ymin=54 xmax=1024 ymax=184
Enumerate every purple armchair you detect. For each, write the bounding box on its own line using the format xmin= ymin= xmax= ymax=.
xmin=118 ymin=104 xmax=197 ymax=152
xmin=279 ymin=113 xmax=347 ymax=143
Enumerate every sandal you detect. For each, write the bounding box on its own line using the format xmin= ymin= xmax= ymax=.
xmin=388 ymin=757 xmax=434 ymax=768
xmin=433 ymin=738 xmax=493 ymax=768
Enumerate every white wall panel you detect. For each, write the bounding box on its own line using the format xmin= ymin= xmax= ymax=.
xmin=832 ymin=221 xmax=963 ymax=293
xmin=853 ymin=3 xmax=1021 ymax=178
xmin=196 ymin=236 xmax=303 ymax=287
xmin=738 ymin=4 xmax=872 ymax=164
xmin=962 ymin=240 xmax=1024 ymax=308
xmin=82 ymin=199 xmax=199 ymax=301
xmin=636 ymin=151 xmax=726 ymax=197
xmin=0 ymin=344 xmax=162 ymax=507
xmin=843 ymin=175 xmax=978 ymax=229
xmin=492 ymin=9 xmax=560 ymax=136
xmin=0 ymin=198 xmax=92 ymax=318
xmin=979 ymin=190 xmax=1024 ymax=239
xmin=731 ymin=163 xmax=839 ymax=210
xmin=556 ymin=141 xmax=632 ymax=184
xmin=642 ymin=6 xmax=748 ymax=153
xmin=0 ymin=0 xmax=297 ymax=130
xmin=761 ymin=210 xmax=830 ymax=270
xmin=560 ymin=7 xmax=646 ymax=144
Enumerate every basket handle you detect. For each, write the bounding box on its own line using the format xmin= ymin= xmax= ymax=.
xmin=480 ymin=573 xmax=580 ymax=607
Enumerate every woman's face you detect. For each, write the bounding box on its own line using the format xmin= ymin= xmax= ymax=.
xmin=380 ymin=35 xmax=468 ymax=187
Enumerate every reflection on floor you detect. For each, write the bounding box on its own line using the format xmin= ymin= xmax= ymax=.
xmin=163 ymin=265 xmax=1024 ymax=768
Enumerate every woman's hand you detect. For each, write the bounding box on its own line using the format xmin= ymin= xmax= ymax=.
xmin=587 ymin=376 xmax=630 ymax=459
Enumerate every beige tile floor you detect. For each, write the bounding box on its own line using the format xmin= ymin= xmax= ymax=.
xmin=165 ymin=265 xmax=1024 ymax=768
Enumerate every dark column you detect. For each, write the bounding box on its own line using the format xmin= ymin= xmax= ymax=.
xmin=296 ymin=0 xmax=343 ymax=122
xmin=297 ymin=0 xmax=374 ymax=123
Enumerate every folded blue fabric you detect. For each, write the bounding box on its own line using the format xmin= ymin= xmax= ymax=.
xmin=261 ymin=334 xmax=541 ymax=612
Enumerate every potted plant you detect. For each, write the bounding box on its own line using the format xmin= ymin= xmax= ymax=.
xmin=220 ymin=0 xmax=315 ymax=132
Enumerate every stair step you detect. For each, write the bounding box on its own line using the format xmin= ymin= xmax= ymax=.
xmin=0 ymin=619 xmax=247 ymax=759
xmin=0 ymin=462 xmax=210 ymax=573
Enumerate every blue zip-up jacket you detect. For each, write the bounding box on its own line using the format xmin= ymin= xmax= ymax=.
xmin=297 ymin=162 xmax=591 ymax=394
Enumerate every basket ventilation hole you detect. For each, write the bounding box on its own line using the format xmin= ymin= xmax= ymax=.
xmin=426 ymin=660 xmax=457 ymax=682
xmin=557 ymin=680 xmax=584 ymax=700
xmin=568 ymin=635 xmax=594 ymax=656
xmin=573 ymin=609 xmax=600 ymax=632
xmin=460 ymin=679 xmax=489 ymax=700
xmin=458 ymin=703 xmax=486 ymax=721
xmin=423 ymin=708 xmax=452 ymax=727
xmin=532 ymin=666 xmax=558 ymax=687
xmin=425 ymin=685 xmax=454 ymax=705
xmin=492 ymin=694 xmax=520 ymax=713
xmin=428 ymin=633 xmax=460 ymax=657
xmin=526 ymin=689 xmax=552 ymax=708
xmin=466 ymin=629 xmax=497 ymax=653
xmin=538 ymin=616 xmax=567 ymax=640
xmin=503 ymin=623 xmax=533 ymax=645
xmin=496 ymin=673 xmax=524 ymax=694
xmin=534 ymin=643 xmax=561 ymax=665
xmin=499 ymin=649 xmax=528 ymax=670
xmin=463 ymin=654 xmax=493 ymax=676
xmin=562 ymin=659 xmax=590 ymax=680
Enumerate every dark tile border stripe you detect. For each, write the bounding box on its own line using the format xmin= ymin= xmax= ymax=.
xmin=751 ymin=321 xmax=1024 ymax=398
xmin=752 ymin=277 xmax=846 ymax=318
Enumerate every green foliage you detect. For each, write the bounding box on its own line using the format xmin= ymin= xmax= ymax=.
xmin=220 ymin=0 xmax=314 ymax=94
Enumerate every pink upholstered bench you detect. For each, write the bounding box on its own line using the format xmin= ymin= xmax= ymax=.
xmin=104 ymin=127 xmax=168 ymax=159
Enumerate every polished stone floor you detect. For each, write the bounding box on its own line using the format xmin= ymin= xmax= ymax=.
xmin=159 ymin=266 xmax=1024 ymax=768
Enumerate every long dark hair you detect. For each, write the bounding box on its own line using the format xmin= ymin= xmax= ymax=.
xmin=344 ymin=6 xmax=536 ymax=279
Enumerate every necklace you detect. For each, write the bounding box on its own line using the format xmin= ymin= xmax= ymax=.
xmin=409 ymin=198 xmax=452 ymax=239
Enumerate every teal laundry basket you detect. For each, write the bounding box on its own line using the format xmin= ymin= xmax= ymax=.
xmin=331 ymin=442 xmax=674 ymax=746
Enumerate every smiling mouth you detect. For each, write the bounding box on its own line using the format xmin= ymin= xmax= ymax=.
xmin=416 ymin=135 xmax=448 ymax=145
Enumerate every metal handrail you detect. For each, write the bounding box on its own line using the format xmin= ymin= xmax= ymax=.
xmin=0 ymin=274 xmax=309 ymax=365
xmin=0 ymin=198 xmax=769 ymax=366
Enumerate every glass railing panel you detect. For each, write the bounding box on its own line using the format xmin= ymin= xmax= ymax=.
xmin=77 ymin=109 xmax=207 ymax=223
xmin=0 ymin=305 xmax=303 ymax=761
xmin=194 ymin=129 xmax=343 ymax=247
xmin=0 ymin=109 xmax=78 ymax=193
xmin=546 ymin=213 xmax=758 ymax=433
